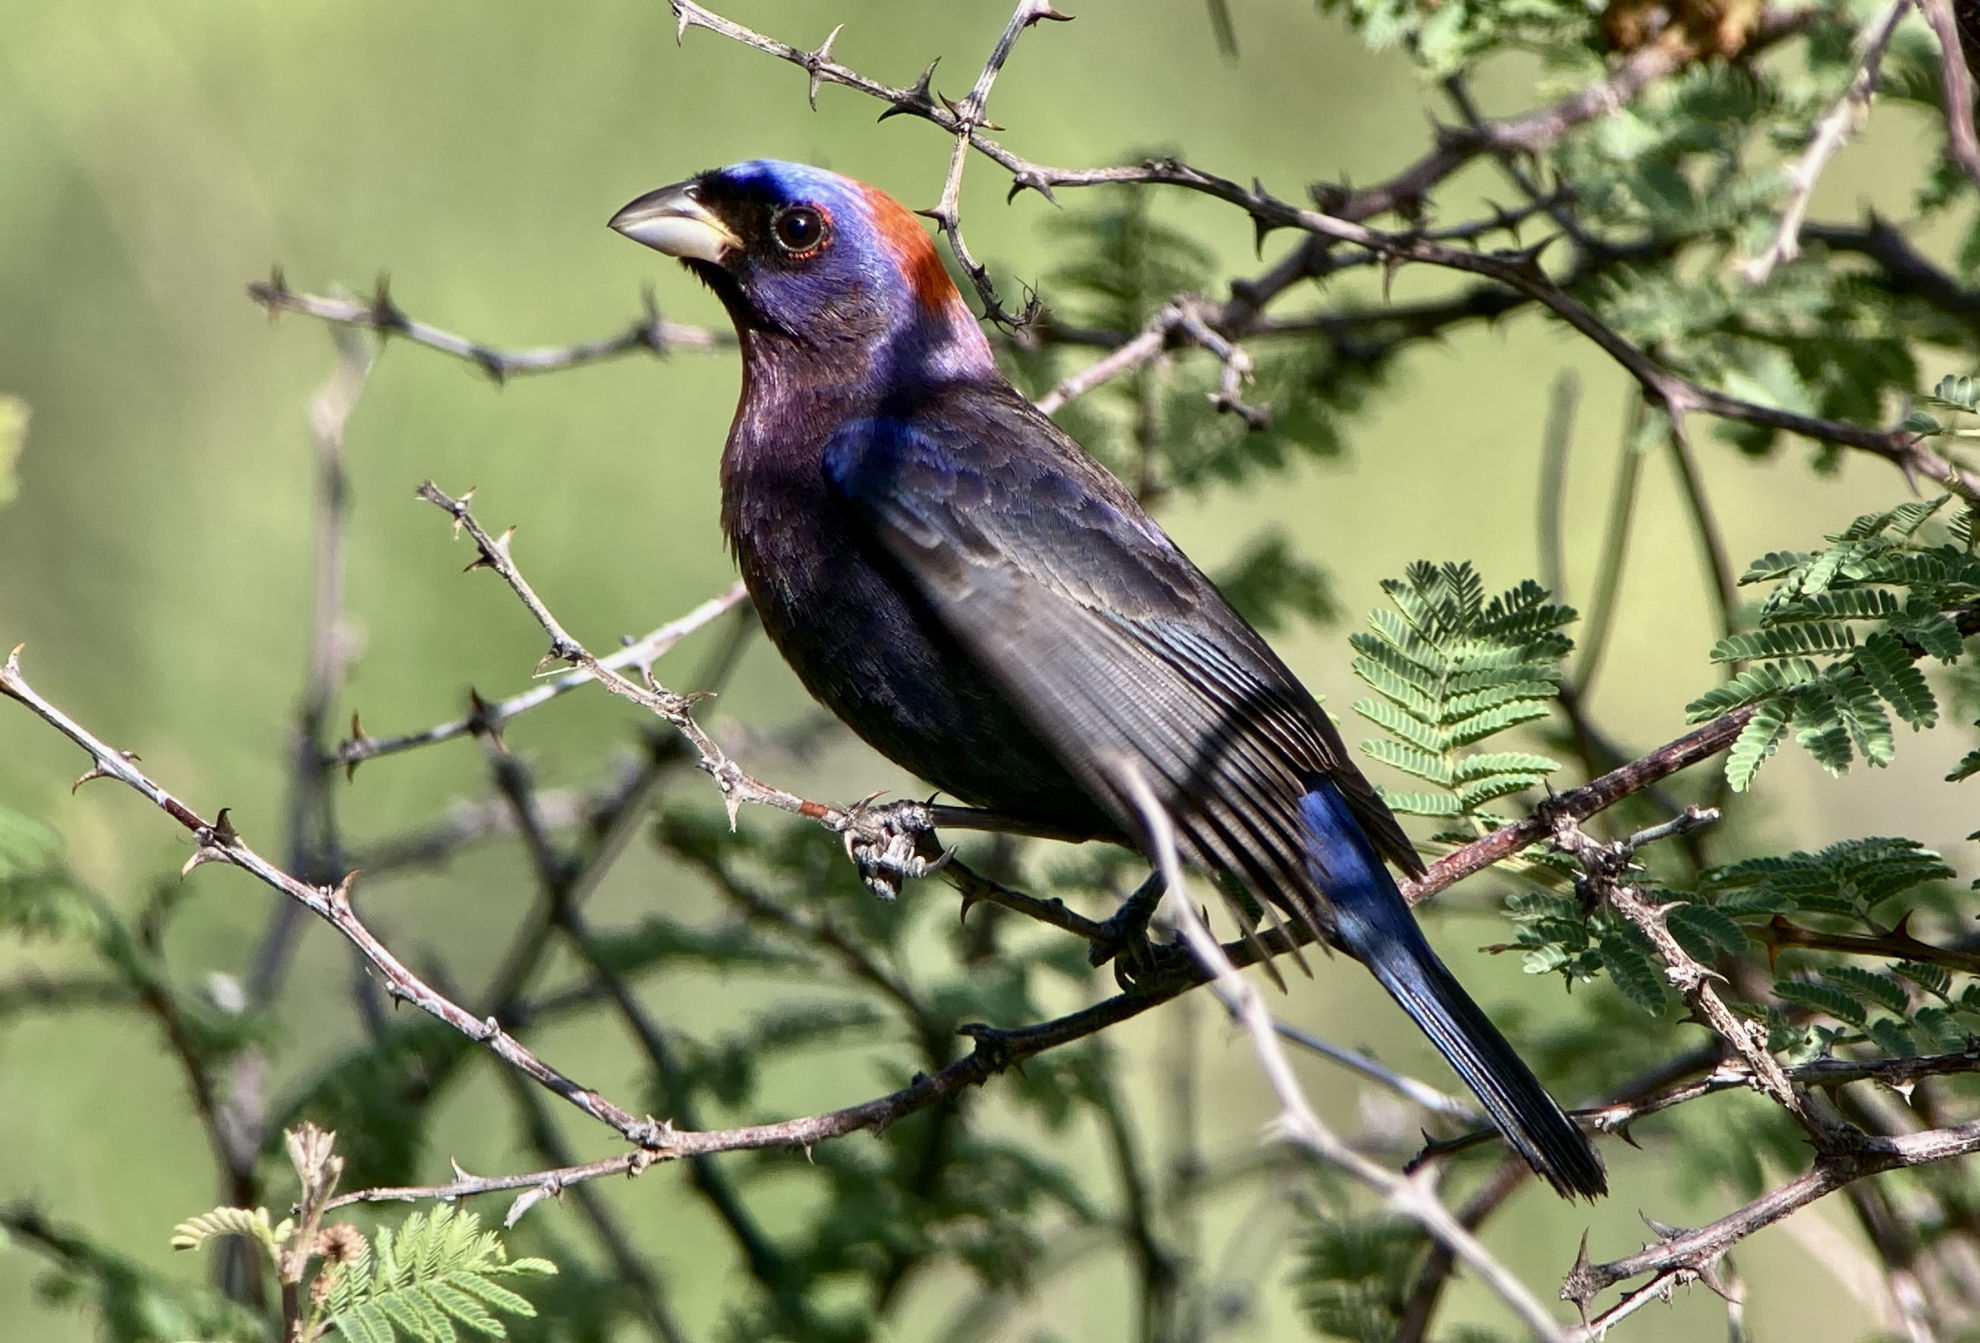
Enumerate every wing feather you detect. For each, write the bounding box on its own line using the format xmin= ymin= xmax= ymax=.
xmin=822 ymin=395 xmax=1423 ymax=935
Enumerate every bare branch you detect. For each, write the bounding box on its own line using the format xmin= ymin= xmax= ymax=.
xmin=1742 ymin=0 xmax=1910 ymax=284
xmin=332 ymin=581 xmax=748 ymax=771
xmin=1920 ymin=0 xmax=1980 ymax=193
xmin=921 ymin=0 xmax=1070 ymax=326
xmin=1563 ymin=1116 xmax=1980 ymax=1329
xmin=250 ymin=272 xmax=730 ymax=380
xmin=1115 ymin=766 xmax=1571 ymax=1343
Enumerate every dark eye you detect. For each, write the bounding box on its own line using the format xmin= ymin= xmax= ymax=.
xmin=771 ymin=205 xmax=829 ymax=256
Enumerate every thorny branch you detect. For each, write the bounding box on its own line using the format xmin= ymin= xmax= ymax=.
xmin=331 ymin=580 xmax=749 ymax=771
xmin=665 ymin=1 xmax=1980 ymax=499
xmin=1740 ymin=0 xmax=1910 ymax=284
xmin=1117 ymin=766 xmax=1570 ymax=1343
xmin=250 ymin=270 xmax=730 ymax=378
xmin=21 ymin=3 xmax=1980 ymax=1336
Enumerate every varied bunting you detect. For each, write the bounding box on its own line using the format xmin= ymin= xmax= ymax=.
xmin=610 ymin=160 xmax=1604 ymax=1198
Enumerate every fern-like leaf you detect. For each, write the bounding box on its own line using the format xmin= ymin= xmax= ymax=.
xmin=1352 ymin=563 xmax=1573 ymax=824
xmin=170 ymin=1206 xmax=293 ymax=1257
xmin=324 ymin=1207 xmax=554 ymax=1343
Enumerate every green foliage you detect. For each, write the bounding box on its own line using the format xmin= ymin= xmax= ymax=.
xmin=1289 ymin=1210 xmax=1427 ymax=1342
xmin=7 ymin=1207 xmax=264 ymax=1343
xmin=323 ymin=1207 xmax=554 ymax=1343
xmin=1701 ymin=836 xmax=1955 ymax=920
xmin=1688 ymin=497 xmax=1979 ymax=788
xmin=169 ymin=1206 xmax=293 ymax=1257
xmin=1316 ymin=0 xmax=1596 ymax=74
xmin=1351 ymin=562 xmax=1573 ymax=826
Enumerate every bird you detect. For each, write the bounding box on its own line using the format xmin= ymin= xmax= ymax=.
xmin=610 ymin=159 xmax=1606 ymax=1199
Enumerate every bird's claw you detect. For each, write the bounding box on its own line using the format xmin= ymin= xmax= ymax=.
xmin=837 ymin=795 xmax=947 ymax=901
xmin=1086 ymin=872 xmax=1176 ymax=990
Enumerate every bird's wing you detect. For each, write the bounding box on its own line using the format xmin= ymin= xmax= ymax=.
xmin=821 ymin=397 xmax=1422 ymax=923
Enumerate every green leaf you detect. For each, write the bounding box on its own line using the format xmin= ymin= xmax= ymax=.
xmin=1358 ymin=739 xmax=1453 ymax=787
xmin=1856 ymin=631 xmax=1938 ymax=727
xmin=1598 ymin=934 xmax=1667 ymax=1015
xmin=1726 ymin=697 xmax=1791 ymax=791
xmin=1821 ymin=966 xmax=1910 ymax=1015
xmin=324 ymin=1207 xmax=554 ymax=1343
xmin=1709 ymin=623 xmax=1856 ymax=662
xmin=1773 ymin=978 xmax=1867 ymax=1026
xmin=1927 ymin=374 xmax=1980 ymax=412
xmin=1664 ymin=902 xmax=1749 ymax=958
xmin=1685 ymin=659 xmax=1820 ymax=721
xmin=1792 ymin=693 xmax=1854 ymax=774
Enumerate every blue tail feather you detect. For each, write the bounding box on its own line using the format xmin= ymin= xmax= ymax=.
xmin=1300 ymin=778 xmax=1606 ymax=1198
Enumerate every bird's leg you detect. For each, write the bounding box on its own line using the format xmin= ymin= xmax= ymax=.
xmin=837 ymin=795 xmax=953 ymax=901
xmin=1087 ymin=870 xmax=1184 ymax=990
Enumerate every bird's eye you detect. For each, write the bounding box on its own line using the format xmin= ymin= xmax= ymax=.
xmin=770 ymin=205 xmax=829 ymax=256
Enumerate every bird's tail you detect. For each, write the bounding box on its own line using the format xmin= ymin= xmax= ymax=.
xmin=1299 ymin=777 xmax=1607 ymax=1199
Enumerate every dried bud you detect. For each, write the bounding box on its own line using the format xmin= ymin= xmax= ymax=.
xmin=315 ymin=1222 xmax=367 ymax=1265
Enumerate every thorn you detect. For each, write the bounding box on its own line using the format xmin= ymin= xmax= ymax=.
xmin=181 ymin=846 xmax=228 ymax=878
xmin=1028 ymin=4 xmax=1075 ymax=22
xmin=328 ymin=871 xmax=360 ymax=908
xmin=1381 ymin=252 xmax=1405 ymax=303
xmin=2 ymin=642 xmax=23 ymax=679
xmin=1641 ymin=1212 xmax=1687 ymax=1241
xmin=958 ymin=890 xmax=979 ymax=923
xmin=210 ymin=808 xmax=241 ymax=847
xmin=532 ymin=652 xmax=561 ymax=678
xmin=71 ymin=750 xmax=138 ymax=794
xmin=879 ymin=58 xmax=940 ymax=121
xmin=466 ymin=689 xmax=509 ymax=753
xmin=806 ymin=24 xmax=843 ymax=110
xmin=1005 ymin=172 xmax=1057 ymax=205
xmin=369 ymin=275 xmax=404 ymax=332
xmin=674 ymin=3 xmax=691 ymax=44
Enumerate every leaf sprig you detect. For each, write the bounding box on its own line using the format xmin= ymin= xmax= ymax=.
xmin=1350 ymin=561 xmax=1575 ymax=829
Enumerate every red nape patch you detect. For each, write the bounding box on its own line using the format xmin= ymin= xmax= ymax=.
xmin=859 ymin=182 xmax=961 ymax=312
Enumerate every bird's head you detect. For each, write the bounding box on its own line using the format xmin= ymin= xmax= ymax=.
xmin=610 ymin=160 xmax=993 ymax=380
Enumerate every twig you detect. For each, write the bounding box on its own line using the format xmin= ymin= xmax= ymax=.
xmin=1270 ymin=1019 xmax=1478 ymax=1123
xmin=498 ymin=1079 xmax=691 ymax=1343
xmin=1562 ymin=1116 xmax=1980 ymax=1330
xmin=1920 ymin=0 xmax=1980 ymax=194
xmin=413 ymin=481 xmax=953 ymax=889
xmin=250 ymin=272 xmax=730 ymax=379
xmin=920 ymin=0 xmax=1069 ymax=327
xmin=0 ymin=646 xmax=670 ymax=1148
xmin=1741 ymin=0 xmax=1910 ymax=284
xmin=1115 ymin=766 xmax=1571 ymax=1343
xmin=332 ymin=581 xmax=748 ymax=770
xmin=1551 ymin=807 xmax=1848 ymax=1143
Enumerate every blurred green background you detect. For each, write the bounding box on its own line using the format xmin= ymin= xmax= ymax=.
xmin=0 ymin=1 xmax=1963 ymax=1339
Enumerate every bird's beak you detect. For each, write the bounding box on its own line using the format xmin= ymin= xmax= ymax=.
xmin=609 ymin=181 xmax=741 ymax=263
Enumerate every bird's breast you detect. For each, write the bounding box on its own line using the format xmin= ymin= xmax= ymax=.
xmin=719 ymin=439 xmax=1111 ymax=833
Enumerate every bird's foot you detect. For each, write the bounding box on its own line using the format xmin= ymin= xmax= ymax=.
xmin=838 ymin=795 xmax=952 ymax=901
xmin=1086 ymin=872 xmax=1186 ymax=992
